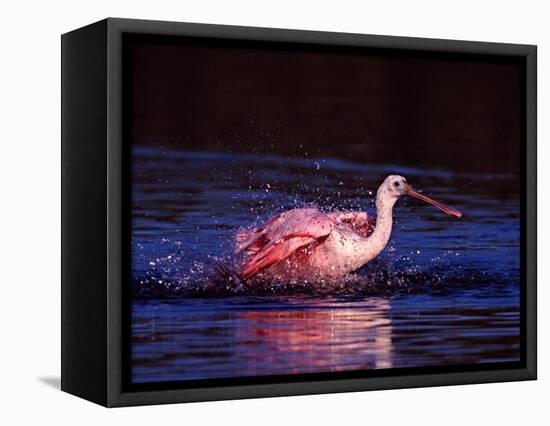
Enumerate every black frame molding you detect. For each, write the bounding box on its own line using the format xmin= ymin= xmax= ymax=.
xmin=61 ymin=17 xmax=537 ymax=407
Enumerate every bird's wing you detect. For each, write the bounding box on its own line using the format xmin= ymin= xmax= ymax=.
xmin=234 ymin=213 xmax=284 ymax=255
xmin=236 ymin=209 xmax=334 ymax=279
xmin=330 ymin=211 xmax=376 ymax=238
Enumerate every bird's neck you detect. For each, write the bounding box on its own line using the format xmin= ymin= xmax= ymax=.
xmin=371 ymin=196 xmax=395 ymax=248
xmin=351 ymin=194 xmax=396 ymax=269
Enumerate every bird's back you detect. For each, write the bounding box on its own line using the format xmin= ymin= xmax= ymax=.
xmin=234 ymin=208 xmax=375 ymax=280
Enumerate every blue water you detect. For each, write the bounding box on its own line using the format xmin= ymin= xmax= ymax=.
xmin=131 ymin=146 xmax=520 ymax=383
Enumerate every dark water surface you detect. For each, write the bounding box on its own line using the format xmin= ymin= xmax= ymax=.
xmin=131 ymin=146 xmax=520 ymax=383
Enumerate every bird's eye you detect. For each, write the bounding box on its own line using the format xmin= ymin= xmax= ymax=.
xmin=394 ymin=182 xmax=400 ymax=187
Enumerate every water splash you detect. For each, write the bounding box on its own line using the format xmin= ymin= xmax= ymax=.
xmin=132 ymin=238 xmax=517 ymax=298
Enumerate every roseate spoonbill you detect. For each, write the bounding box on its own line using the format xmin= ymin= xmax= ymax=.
xmin=235 ymin=175 xmax=462 ymax=281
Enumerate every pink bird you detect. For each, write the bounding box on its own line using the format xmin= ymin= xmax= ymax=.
xmin=235 ymin=175 xmax=462 ymax=281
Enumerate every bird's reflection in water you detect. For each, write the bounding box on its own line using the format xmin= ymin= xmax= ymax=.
xmin=234 ymin=298 xmax=393 ymax=375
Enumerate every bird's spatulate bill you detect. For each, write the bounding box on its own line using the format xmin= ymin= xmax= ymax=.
xmin=407 ymin=187 xmax=462 ymax=218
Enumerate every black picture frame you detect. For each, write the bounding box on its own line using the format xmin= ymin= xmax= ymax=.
xmin=61 ymin=17 xmax=537 ymax=407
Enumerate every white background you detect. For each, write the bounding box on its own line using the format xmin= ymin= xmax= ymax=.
xmin=0 ymin=0 xmax=546 ymax=424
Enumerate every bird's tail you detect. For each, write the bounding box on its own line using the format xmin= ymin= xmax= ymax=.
xmin=213 ymin=264 xmax=250 ymax=290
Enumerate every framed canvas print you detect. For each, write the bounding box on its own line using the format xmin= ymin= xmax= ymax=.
xmin=61 ymin=18 xmax=537 ymax=407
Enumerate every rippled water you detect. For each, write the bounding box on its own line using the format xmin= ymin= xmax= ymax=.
xmin=131 ymin=146 xmax=520 ymax=383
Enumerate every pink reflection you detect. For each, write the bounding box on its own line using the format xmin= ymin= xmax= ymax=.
xmin=235 ymin=298 xmax=393 ymax=376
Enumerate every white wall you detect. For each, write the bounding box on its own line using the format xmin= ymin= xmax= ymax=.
xmin=1 ymin=0 xmax=546 ymax=424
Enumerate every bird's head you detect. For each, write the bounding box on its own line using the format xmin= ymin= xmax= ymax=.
xmin=378 ymin=175 xmax=462 ymax=218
